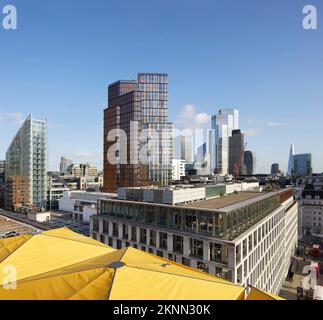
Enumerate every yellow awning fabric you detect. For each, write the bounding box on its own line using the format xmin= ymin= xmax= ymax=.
xmin=0 ymin=228 xmax=247 ymax=300
xmin=246 ymin=287 xmax=285 ymax=300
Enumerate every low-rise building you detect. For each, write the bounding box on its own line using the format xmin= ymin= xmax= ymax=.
xmin=46 ymin=173 xmax=70 ymax=210
xmin=91 ymin=187 xmax=298 ymax=295
xmin=28 ymin=211 xmax=51 ymax=223
xmin=59 ymin=191 xmax=117 ymax=222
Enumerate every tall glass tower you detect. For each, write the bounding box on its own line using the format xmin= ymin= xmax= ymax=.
xmin=5 ymin=115 xmax=48 ymax=211
xmin=212 ymin=109 xmax=239 ymax=175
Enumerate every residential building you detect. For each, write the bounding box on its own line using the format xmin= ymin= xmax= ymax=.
xmin=91 ymin=187 xmax=297 ymax=295
xmin=5 ymin=115 xmax=47 ymax=211
xmin=244 ymin=151 xmax=256 ymax=175
xmin=229 ymin=129 xmax=245 ymax=176
xmin=212 ymin=109 xmax=239 ymax=175
xmin=103 ymin=73 xmax=173 ymax=193
xmin=60 ymin=157 xmax=73 ymax=174
xmin=299 ymin=189 xmax=323 ymax=244
xmin=171 ymin=159 xmax=186 ymax=181
xmin=59 ymin=190 xmax=117 ymax=222
xmin=292 ymin=154 xmax=312 ymax=177
xmin=66 ymin=163 xmax=98 ymax=177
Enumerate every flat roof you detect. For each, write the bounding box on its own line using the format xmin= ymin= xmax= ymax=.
xmin=185 ymin=192 xmax=274 ymax=212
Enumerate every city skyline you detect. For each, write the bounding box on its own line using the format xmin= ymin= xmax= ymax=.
xmin=0 ymin=0 xmax=322 ymax=173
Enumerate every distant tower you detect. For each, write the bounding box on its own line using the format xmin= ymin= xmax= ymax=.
xmin=287 ymin=143 xmax=295 ymax=177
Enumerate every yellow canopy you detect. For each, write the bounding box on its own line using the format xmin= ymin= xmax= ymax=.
xmin=246 ymin=286 xmax=285 ymax=300
xmin=0 ymin=228 xmax=246 ymax=300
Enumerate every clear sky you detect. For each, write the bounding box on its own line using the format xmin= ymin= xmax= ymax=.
xmin=0 ymin=0 xmax=322 ymax=173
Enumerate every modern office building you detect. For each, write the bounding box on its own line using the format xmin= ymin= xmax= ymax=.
xmin=103 ymin=73 xmax=173 ymax=193
xmin=229 ymin=129 xmax=245 ymax=176
xmin=244 ymin=151 xmax=256 ymax=176
xmin=91 ymin=186 xmax=297 ymax=295
xmin=212 ymin=109 xmax=239 ymax=175
xmin=5 ymin=115 xmax=48 ymax=211
xmin=292 ymin=154 xmax=312 ymax=177
xmin=171 ymin=159 xmax=186 ymax=181
xmin=271 ymin=163 xmax=280 ymax=177
xmin=174 ymin=135 xmax=193 ymax=163
xmin=60 ymin=157 xmax=73 ymax=175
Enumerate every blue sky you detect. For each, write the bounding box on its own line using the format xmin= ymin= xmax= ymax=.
xmin=0 ymin=0 xmax=322 ymax=173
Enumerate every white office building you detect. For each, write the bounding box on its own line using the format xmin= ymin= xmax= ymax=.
xmin=91 ymin=186 xmax=297 ymax=295
xmin=59 ymin=191 xmax=117 ymax=222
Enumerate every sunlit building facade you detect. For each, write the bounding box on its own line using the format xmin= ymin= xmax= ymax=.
xmin=103 ymin=73 xmax=173 ymax=192
xmin=212 ymin=109 xmax=239 ymax=175
xmin=5 ymin=115 xmax=47 ymax=211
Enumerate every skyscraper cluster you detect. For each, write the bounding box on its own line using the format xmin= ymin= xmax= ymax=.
xmin=212 ymin=109 xmax=255 ymax=176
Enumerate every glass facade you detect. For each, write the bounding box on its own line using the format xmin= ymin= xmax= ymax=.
xmin=293 ymin=154 xmax=312 ymax=177
xmin=99 ymin=192 xmax=282 ymax=241
xmin=5 ymin=115 xmax=47 ymax=211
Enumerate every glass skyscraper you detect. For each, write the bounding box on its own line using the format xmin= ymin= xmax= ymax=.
xmin=293 ymin=153 xmax=312 ymax=177
xmin=212 ymin=109 xmax=239 ymax=174
xmin=5 ymin=115 xmax=47 ymax=211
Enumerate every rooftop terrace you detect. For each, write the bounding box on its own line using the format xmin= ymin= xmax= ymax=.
xmin=185 ymin=192 xmax=266 ymax=211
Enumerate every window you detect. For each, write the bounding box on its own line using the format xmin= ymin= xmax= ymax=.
xmin=210 ymin=243 xmax=223 ymax=263
xmin=236 ymin=244 xmax=241 ymax=265
xmin=131 ymin=226 xmax=137 ymax=242
xmin=149 ymin=230 xmax=156 ymax=247
xmin=173 ymin=235 xmax=183 ymax=253
xmin=168 ymin=253 xmax=176 ymax=262
xmin=122 ymin=224 xmax=129 ymax=240
xmin=197 ymin=261 xmax=209 ymax=273
xmin=108 ymin=237 xmax=113 ymax=247
xmin=159 ymin=232 xmax=168 ymax=249
xmin=117 ymin=240 xmax=122 ymax=249
xmin=103 ymin=221 xmax=109 ymax=234
xmin=140 ymin=228 xmax=147 ymax=245
xmin=100 ymin=235 xmax=105 ymax=244
xmin=190 ymin=239 xmax=203 ymax=258
xmin=182 ymin=257 xmax=191 ymax=267
xmin=157 ymin=250 xmax=164 ymax=258
xmin=93 ymin=219 xmax=99 ymax=232
xmin=113 ymin=223 xmax=119 ymax=237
